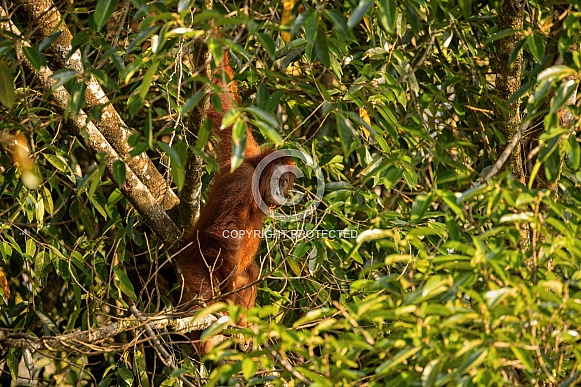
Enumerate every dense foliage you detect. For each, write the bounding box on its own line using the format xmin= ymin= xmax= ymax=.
xmin=1 ymin=0 xmax=581 ymax=385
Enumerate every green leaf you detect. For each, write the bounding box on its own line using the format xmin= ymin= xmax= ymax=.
xmin=26 ymin=238 xmax=36 ymax=258
xmin=550 ymin=79 xmax=576 ymax=114
xmin=568 ymin=135 xmax=580 ymax=170
xmin=200 ymin=316 xmax=230 ymax=341
xmin=42 ymin=187 xmax=54 ymax=214
xmin=50 ymin=69 xmax=79 ymax=89
xmin=265 ymin=89 xmax=285 ymax=113
xmin=438 ymin=190 xmax=465 ymax=221
xmin=538 ymin=65 xmax=576 ymax=83
xmin=484 ymin=287 xmax=513 ymax=308
xmin=508 ymin=79 xmax=535 ymax=104
xmin=177 ymin=0 xmax=190 ymax=12
xmin=221 ymin=107 xmax=241 ymax=128
xmin=144 ymin=108 xmax=153 ymax=149
xmin=314 ymin=27 xmax=331 ymax=67
xmin=510 ymin=346 xmax=534 ymax=372
xmin=355 ymin=229 xmax=392 ymax=244
xmin=383 ymin=166 xmax=402 ymax=189
xmin=112 ymin=160 xmax=126 ymax=187
xmin=0 ymin=60 xmax=15 ymax=108
xmin=421 ymin=359 xmax=441 ymax=387
xmin=411 ymin=193 xmax=432 ymax=223
xmin=44 ymin=154 xmax=70 ymax=173
xmin=291 ymin=10 xmax=313 ymax=35
xmin=231 ymin=119 xmax=246 ymax=171
xmin=445 ymin=213 xmax=460 ymax=241
xmin=241 ymin=357 xmax=257 ymax=381
xmin=303 ymin=10 xmax=318 ymax=43
xmin=257 ymin=33 xmax=276 ymax=58
xmin=7 ymin=348 xmax=19 ymax=380
xmin=71 ymin=32 xmax=90 ymax=53
xmin=527 ymin=34 xmax=545 ymax=63
xmin=245 ymin=107 xmax=279 ymax=131
xmin=324 ymin=10 xmax=348 ymax=36
xmin=544 ymin=148 xmax=561 ymax=182
xmin=486 ymin=28 xmax=517 ymax=44
xmin=35 ymin=193 xmax=44 ymax=227
xmin=344 ymin=228 xmax=392 ymax=262
xmin=22 ymin=46 xmax=46 ymax=70
xmin=538 ymin=128 xmax=565 ymax=162
xmin=456 ymin=348 xmax=488 ymax=375
xmin=68 ymin=81 xmax=86 ymax=117
xmin=133 ymin=351 xmax=150 ymax=387
xmin=508 ymin=38 xmax=527 ymax=66
xmin=35 ymin=310 xmax=60 ymax=335
xmin=195 ymin=119 xmax=212 ymax=150
xmin=117 ymin=367 xmax=134 ymax=386
xmin=181 ymin=90 xmax=204 ymax=115
xmin=336 ymin=114 xmax=354 ymax=156
xmin=376 ymin=346 xmax=422 ymax=375
xmin=347 ymin=0 xmax=374 ymax=30
xmin=113 ymin=267 xmax=137 ymax=301
xmin=94 ymin=0 xmax=118 ymax=31
xmin=526 ymin=80 xmax=551 ymax=113
xmin=378 ymin=0 xmax=397 ymax=35
xmin=157 ymin=141 xmax=184 ymax=168
xmin=258 ymin=125 xmax=283 ymax=145
xmin=126 ymin=26 xmax=158 ymax=54
xmin=207 ymin=37 xmax=224 ymax=68
xmin=39 ymin=31 xmax=63 ymax=52
xmin=139 ymin=62 xmax=158 ymax=100
xmin=459 ymin=0 xmax=472 ymax=19
xmin=171 ymin=161 xmax=185 ymax=191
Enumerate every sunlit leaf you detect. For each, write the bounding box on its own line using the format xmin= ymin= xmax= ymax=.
xmin=139 ymin=62 xmax=158 ymax=100
xmin=94 ymin=0 xmax=118 ymax=31
xmin=231 ymin=119 xmax=246 ymax=171
xmin=411 ymin=194 xmax=432 ymax=223
xmin=0 ymin=60 xmax=15 ymax=108
xmin=568 ymin=135 xmax=580 ymax=170
xmin=378 ymin=0 xmax=397 ymax=35
xmin=527 ymin=34 xmax=545 ymax=63
xmin=347 ymin=0 xmax=374 ymax=30
xmin=113 ymin=267 xmax=137 ymax=301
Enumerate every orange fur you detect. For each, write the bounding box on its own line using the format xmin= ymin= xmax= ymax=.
xmin=177 ymin=48 xmax=294 ymax=355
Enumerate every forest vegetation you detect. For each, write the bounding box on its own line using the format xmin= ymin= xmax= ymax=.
xmin=1 ymin=0 xmax=581 ymax=385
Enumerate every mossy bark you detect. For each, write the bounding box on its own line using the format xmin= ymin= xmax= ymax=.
xmin=14 ymin=0 xmax=180 ymax=213
xmin=0 ymin=6 xmax=181 ymax=245
xmin=178 ymin=40 xmax=208 ymax=238
xmin=494 ymin=0 xmax=525 ymax=184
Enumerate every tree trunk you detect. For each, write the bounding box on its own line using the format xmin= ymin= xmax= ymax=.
xmin=494 ymin=0 xmax=526 ymax=184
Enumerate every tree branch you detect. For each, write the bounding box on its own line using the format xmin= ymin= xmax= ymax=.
xmin=0 ymin=310 xmax=218 ymax=354
xmin=0 ymin=7 xmax=181 ymax=244
xmin=178 ymin=40 xmax=208 ymax=235
xmin=129 ymin=305 xmax=196 ymax=387
xmin=178 ymin=152 xmax=203 ymax=237
xmin=11 ymin=0 xmax=181 ymax=212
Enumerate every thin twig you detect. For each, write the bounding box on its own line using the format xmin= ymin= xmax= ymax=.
xmin=483 ymin=118 xmax=531 ymax=182
xmin=129 ymin=305 xmax=196 ymax=387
